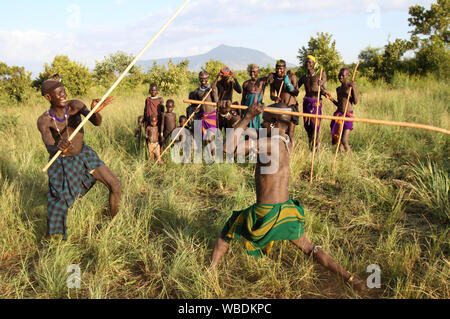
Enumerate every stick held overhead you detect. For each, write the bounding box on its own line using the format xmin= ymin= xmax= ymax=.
xmin=42 ymin=0 xmax=191 ymax=173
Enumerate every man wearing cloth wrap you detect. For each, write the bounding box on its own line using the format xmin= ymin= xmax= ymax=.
xmin=210 ymin=101 xmax=366 ymax=292
xmin=37 ymin=79 xmax=121 ymax=240
xmin=298 ymin=55 xmax=331 ymax=151
xmin=328 ymin=68 xmax=359 ymax=153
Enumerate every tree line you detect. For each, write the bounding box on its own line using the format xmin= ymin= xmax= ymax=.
xmin=0 ymin=0 xmax=447 ymax=104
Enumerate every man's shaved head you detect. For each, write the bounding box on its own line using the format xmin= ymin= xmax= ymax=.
xmin=199 ymin=70 xmax=209 ymax=78
xmin=276 ymin=60 xmax=287 ymax=68
xmin=263 ymin=103 xmax=292 ymax=129
xmin=339 ymin=68 xmax=350 ymax=76
xmin=41 ymin=80 xmax=64 ymax=96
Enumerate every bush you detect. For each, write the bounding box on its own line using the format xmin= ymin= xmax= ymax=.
xmin=93 ymin=51 xmax=145 ymax=90
xmin=203 ymin=59 xmax=225 ymax=79
xmin=35 ymin=55 xmax=92 ymax=97
xmin=0 ymin=62 xmax=33 ymax=104
xmin=297 ymin=32 xmax=343 ymax=80
xmin=415 ymin=38 xmax=450 ymax=78
xmin=146 ymin=60 xmax=191 ymax=95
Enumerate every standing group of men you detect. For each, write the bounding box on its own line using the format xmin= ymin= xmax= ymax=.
xmin=35 ymin=55 xmax=365 ymax=292
xmin=178 ymin=56 xmax=358 ymax=157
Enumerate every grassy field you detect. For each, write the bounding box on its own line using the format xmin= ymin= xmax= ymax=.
xmin=0 ymin=76 xmax=448 ymax=299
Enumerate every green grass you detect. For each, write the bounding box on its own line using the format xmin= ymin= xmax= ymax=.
xmin=0 ymin=76 xmax=448 ymax=299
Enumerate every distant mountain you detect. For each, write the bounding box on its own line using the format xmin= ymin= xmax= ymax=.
xmin=138 ymin=44 xmax=296 ymax=71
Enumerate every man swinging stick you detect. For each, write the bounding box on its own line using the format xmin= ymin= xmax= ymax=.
xmin=37 ymin=79 xmax=122 ymax=240
xmin=210 ymin=101 xmax=366 ymax=292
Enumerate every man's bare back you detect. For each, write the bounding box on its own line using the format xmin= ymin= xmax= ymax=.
xmin=255 ymin=135 xmax=291 ymax=205
xmin=211 ymin=101 xmax=367 ymax=292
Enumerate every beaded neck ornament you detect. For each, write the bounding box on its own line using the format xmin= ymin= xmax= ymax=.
xmin=49 ymin=107 xmax=69 ymax=138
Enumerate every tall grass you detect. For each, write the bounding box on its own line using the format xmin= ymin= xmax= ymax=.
xmin=0 ymin=75 xmax=448 ymax=299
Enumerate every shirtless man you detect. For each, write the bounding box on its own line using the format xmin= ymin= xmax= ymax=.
xmin=328 ymin=68 xmax=359 ymax=153
xmin=269 ymin=60 xmax=299 ymax=140
xmin=298 ymin=55 xmax=330 ymax=151
xmin=212 ymin=67 xmax=242 ymax=130
xmin=241 ymin=64 xmax=269 ymax=129
xmin=160 ymin=99 xmax=177 ymax=146
xmin=37 ymin=79 xmax=121 ymax=240
xmin=210 ymin=101 xmax=366 ymax=292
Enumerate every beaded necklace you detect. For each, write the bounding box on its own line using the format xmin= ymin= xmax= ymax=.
xmin=49 ymin=107 xmax=69 ymax=139
xmin=199 ymin=85 xmax=210 ymax=92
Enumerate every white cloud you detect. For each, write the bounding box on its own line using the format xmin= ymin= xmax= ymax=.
xmin=0 ymin=0 xmax=436 ymax=75
xmin=0 ymin=30 xmax=67 ymax=63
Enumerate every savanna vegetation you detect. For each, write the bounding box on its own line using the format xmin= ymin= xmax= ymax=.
xmin=0 ymin=1 xmax=448 ymax=299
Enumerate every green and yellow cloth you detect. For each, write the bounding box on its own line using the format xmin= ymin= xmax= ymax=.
xmin=221 ymin=199 xmax=305 ymax=257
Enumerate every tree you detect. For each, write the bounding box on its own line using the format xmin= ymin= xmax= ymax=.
xmin=35 ymin=55 xmax=92 ymax=96
xmin=381 ymin=39 xmax=415 ymax=82
xmin=297 ymin=32 xmax=343 ymax=80
xmin=408 ymin=0 xmax=450 ymax=77
xmin=0 ymin=62 xmax=32 ymax=103
xmin=357 ymin=1 xmax=449 ymax=81
xmin=358 ymin=47 xmax=384 ymax=80
xmin=93 ymin=51 xmax=144 ymax=89
xmin=415 ymin=37 xmax=450 ymax=77
xmin=408 ymin=0 xmax=449 ymax=44
xmin=147 ymin=59 xmax=190 ymax=95
xmin=203 ymin=59 xmax=226 ymax=79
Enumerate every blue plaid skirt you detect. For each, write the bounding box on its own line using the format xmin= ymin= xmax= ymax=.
xmin=47 ymin=143 xmax=104 ymax=238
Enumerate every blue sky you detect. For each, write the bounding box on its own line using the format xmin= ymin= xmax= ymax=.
xmin=0 ymin=0 xmax=434 ymax=77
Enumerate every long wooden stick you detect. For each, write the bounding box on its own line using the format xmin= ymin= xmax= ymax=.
xmin=310 ymin=68 xmax=323 ymax=184
xmin=156 ymin=88 xmax=213 ymax=164
xmin=42 ymin=0 xmax=191 ymax=173
xmin=332 ymin=62 xmax=360 ymax=171
xmin=183 ymin=99 xmax=450 ymax=135
xmin=277 ymin=81 xmax=284 ymax=99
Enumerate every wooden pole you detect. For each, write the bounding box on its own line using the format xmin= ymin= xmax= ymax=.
xmin=310 ymin=68 xmax=323 ymax=184
xmin=156 ymin=88 xmax=213 ymax=164
xmin=277 ymin=81 xmax=284 ymax=100
xmin=332 ymin=62 xmax=360 ymax=171
xmin=42 ymin=0 xmax=191 ymax=172
xmin=182 ymin=99 xmax=450 ymax=135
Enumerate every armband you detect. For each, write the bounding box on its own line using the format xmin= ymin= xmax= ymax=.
xmin=284 ymin=76 xmax=295 ymax=92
